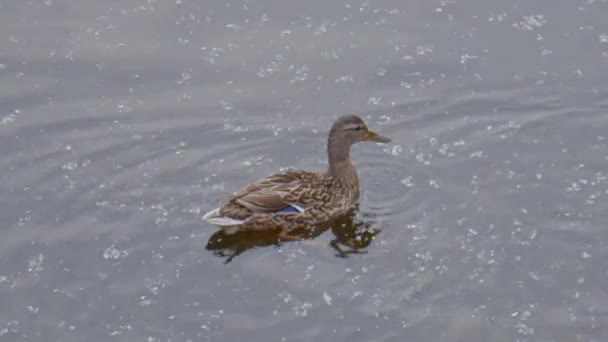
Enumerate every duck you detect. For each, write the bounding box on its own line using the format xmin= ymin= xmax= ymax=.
xmin=203 ymin=114 xmax=391 ymax=240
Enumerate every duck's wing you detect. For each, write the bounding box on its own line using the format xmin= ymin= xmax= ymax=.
xmin=228 ymin=169 xmax=324 ymax=214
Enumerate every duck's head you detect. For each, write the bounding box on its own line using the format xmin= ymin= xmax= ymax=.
xmin=329 ymin=114 xmax=391 ymax=146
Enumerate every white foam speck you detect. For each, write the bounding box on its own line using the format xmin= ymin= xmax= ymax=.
xmin=335 ymin=74 xmax=353 ymax=83
xmin=293 ymin=302 xmax=312 ymax=317
xmin=429 ymin=179 xmax=439 ymax=189
xmin=469 ymin=150 xmax=484 ymax=158
xmin=460 ymin=54 xmax=478 ymax=65
xmin=513 ymin=15 xmax=547 ymax=31
xmin=0 ymin=114 xmax=15 ymax=125
xmin=103 ymin=245 xmax=129 ymax=260
xmin=62 ymin=161 xmax=78 ymax=171
xmin=368 ymin=97 xmax=382 ymax=105
xmin=581 ymin=251 xmax=591 ymax=259
xmin=28 ymin=254 xmax=44 ymax=273
xmin=391 ymin=145 xmax=402 ymax=156
xmin=401 ymin=176 xmax=414 ymax=187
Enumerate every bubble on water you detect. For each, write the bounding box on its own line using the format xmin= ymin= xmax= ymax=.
xmin=429 ymin=179 xmax=439 ymax=189
xmin=62 ymin=161 xmax=78 ymax=171
xmin=116 ymin=102 xmax=132 ymax=113
xmin=377 ymin=115 xmax=390 ymax=125
xmin=566 ymin=182 xmax=581 ymax=192
xmin=211 ymin=183 xmax=224 ymax=192
xmin=257 ymin=54 xmax=283 ymax=78
xmin=415 ymin=251 xmax=433 ymax=262
xmin=103 ymin=245 xmax=129 ymax=260
xmin=400 ymin=176 xmax=414 ymax=187
xmin=177 ymin=72 xmax=192 ymax=85
xmin=26 ymin=306 xmax=39 ymax=314
xmin=220 ymin=99 xmax=233 ymax=111
xmin=600 ymin=33 xmax=608 ymax=43
xmin=0 ymin=320 xmax=19 ymax=337
xmin=390 ymin=145 xmax=402 ymax=156
xmin=488 ymin=12 xmax=507 ymax=22
xmin=469 ymin=150 xmax=484 ymax=158
xmin=18 ymin=210 xmax=32 ymax=226
xmin=314 ymin=21 xmax=329 ymax=35
xmin=108 ymin=324 xmax=132 ymax=336
xmin=291 ymin=65 xmax=309 ymax=83
xmin=323 ymin=291 xmax=332 ymax=305
xmin=178 ymin=93 xmax=191 ymax=102
xmin=368 ymin=97 xmax=382 ymax=105
xmin=513 ymin=15 xmax=547 ymax=31
xmin=460 ymin=54 xmax=478 ymax=64
xmin=335 ymin=74 xmax=353 ymax=83
xmin=0 ymin=113 xmax=16 ymax=125
xmin=400 ymin=80 xmax=414 ymax=89
xmin=415 ymin=152 xmax=431 ymax=165
xmin=437 ymin=143 xmax=453 ymax=156
xmin=515 ymin=322 xmax=534 ymax=336
xmin=293 ymin=302 xmax=312 ymax=316
xmin=416 ymin=45 xmax=433 ymax=55
xmin=28 ymin=254 xmax=44 ymax=273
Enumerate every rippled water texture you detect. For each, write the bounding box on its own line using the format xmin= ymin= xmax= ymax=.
xmin=2 ymin=0 xmax=608 ymax=341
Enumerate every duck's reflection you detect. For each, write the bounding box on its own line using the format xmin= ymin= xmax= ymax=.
xmin=205 ymin=209 xmax=380 ymax=263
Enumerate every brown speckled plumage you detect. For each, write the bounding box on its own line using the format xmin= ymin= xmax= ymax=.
xmin=203 ymin=114 xmax=390 ymax=234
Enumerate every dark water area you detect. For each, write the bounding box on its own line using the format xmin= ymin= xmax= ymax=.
xmin=1 ymin=0 xmax=608 ymax=341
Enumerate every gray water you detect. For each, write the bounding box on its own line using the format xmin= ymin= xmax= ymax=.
xmin=1 ymin=0 xmax=608 ymax=341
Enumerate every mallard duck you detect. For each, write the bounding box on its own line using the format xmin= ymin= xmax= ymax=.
xmin=203 ymin=114 xmax=390 ymax=240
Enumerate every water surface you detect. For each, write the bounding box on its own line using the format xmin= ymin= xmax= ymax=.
xmin=1 ymin=0 xmax=608 ymax=341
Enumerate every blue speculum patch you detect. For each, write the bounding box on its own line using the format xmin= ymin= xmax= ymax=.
xmin=275 ymin=205 xmax=300 ymax=213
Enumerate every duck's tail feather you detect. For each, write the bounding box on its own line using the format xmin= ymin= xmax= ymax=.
xmin=203 ymin=208 xmax=245 ymax=226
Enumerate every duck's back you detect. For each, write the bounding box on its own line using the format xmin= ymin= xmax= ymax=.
xmin=219 ymin=169 xmax=330 ymax=218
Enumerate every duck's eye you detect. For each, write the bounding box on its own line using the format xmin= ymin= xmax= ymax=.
xmin=355 ymin=126 xmax=363 ymax=131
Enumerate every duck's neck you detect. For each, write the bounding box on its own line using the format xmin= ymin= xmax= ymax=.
xmin=326 ymin=137 xmax=357 ymax=182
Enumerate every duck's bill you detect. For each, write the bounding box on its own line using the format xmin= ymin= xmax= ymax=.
xmin=364 ymin=130 xmax=391 ymax=143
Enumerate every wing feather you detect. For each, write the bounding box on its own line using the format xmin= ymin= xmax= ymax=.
xmin=227 ymin=169 xmax=325 ymax=214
